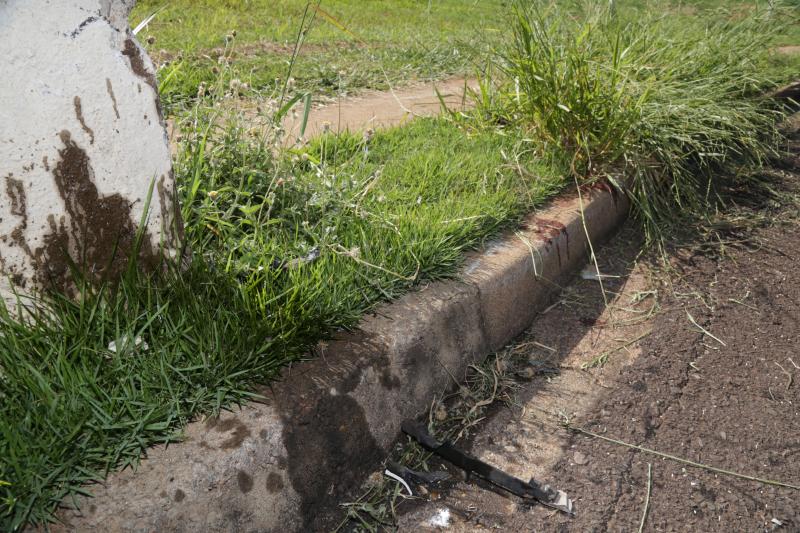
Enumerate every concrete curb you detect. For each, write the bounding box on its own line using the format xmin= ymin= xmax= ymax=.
xmin=58 ymin=187 xmax=629 ymax=532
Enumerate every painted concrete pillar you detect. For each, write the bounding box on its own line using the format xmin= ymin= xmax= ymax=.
xmin=0 ymin=0 xmax=183 ymax=311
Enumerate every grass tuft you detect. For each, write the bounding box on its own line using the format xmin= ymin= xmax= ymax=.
xmin=464 ymin=0 xmax=796 ymax=244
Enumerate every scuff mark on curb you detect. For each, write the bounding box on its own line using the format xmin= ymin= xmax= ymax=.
xmin=56 ymin=187 xmax=629 ymax=532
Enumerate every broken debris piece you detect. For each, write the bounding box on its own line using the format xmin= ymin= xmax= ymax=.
xmin=401 ymin=419 xmax=574 ymax=515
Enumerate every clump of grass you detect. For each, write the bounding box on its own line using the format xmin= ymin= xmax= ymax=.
xmin=467 ymin=0 xmax=794 ymax=244
xmin=0 ymin=258 xmax=289 ymax=530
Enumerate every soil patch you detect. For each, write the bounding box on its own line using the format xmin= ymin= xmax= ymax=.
xmin=279 ymin=77 xmax=477 ymax=140
xmin=777 ymin=45 xmax=800 ymax=56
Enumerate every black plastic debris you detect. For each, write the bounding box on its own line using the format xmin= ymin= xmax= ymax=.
xmin=386 ymin=460 xmax=451 ymax=488
xmin=401 ymin=419 xmax=574 ymax=515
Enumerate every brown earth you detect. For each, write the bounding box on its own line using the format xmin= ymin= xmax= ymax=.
xmin=368 ymin=119 xmax=800 ymax=532
xmin=279 ymin=76 xmax=477 ymax=140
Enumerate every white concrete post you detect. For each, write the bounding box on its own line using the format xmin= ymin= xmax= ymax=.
xmin=0 ymin=0 xmax=183 ymax=310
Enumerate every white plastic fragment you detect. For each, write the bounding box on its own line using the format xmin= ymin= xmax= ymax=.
xmin=427 ymin=508 xmax=451 ymax=528
xmin=580 ymin=265 xmax=620 ymax=281
xmin=383 ymin=469 xmax=413 ymax=496
xmin=108 ymin=335 xmax=149 ymax=354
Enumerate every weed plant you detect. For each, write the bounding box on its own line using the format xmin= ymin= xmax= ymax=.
xmin=464 ymin=0 xmax=796 ymax=244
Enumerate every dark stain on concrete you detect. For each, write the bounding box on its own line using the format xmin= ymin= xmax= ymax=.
xmin=5 ymin=175 xmax=35 ymax=286
xmin=106 ymin=78 xmax=120 ymax=119
xmin=68 ymin=16 xmax=98 ymax=38
xmin=273 ymin=333 xmax=388 ymax=531
xmin=73 ymin=96 xmax=95 ymax=145
xmin=42 ymin=155 xmax=49 ymax=171
xmin=236 ymin=470 xmax=253 ymax=493
xmin=220 ymin=424 xmax=252 ymax=449
xmin=122 ymin=38 xmax=158 ymax=92
xmin=279 ymin=391 xmax=382 ymax=530
xmin=534 ymin=217 xmax=569 ymax=267
xmin=534 ymin=217 xmax=566 ymax=242
xmin=259 ymin=429 xmax=269 ymax=441
xmin=265 ymin=472 xmax=284 ymax=493
xmin=206 ymin=416 xmax=236 ymax=432
xmin=174 ymin=488 xmax=186 ymax=502
xmin=18 ymin=130 xmax=160 ymax=294
xmin=5 ymin=176 xmax=27 ymax=223
xmin=207 ymin=416 xmax=252 ymax=450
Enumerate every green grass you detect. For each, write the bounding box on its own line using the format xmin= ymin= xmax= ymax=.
xmin=134 ymin=0 xmax=798 ymax=108
xmin=0 ymin=112 xmax=563 ymax=529
xmin=132 ymin=0 xmax=506 ymax=105
xmin=463 ymin=0 xmax=798 ymax=244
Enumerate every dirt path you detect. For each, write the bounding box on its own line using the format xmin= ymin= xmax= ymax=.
xmin=168 ymin=77 xmax=477 ymax=152
xmin=377 ymin=119 xmax=800 ymax=532
xmin=281 ymin=77 xmax=477 ymax=140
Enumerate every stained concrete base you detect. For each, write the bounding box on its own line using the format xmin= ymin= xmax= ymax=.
xmin=56 ymin=186 xmax=628 ymax=532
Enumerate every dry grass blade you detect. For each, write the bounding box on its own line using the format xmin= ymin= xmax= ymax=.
xmin=567 ymin=425 xmax=800 ymax=490
xmin=638 ymin=463 xmax=653 ymax=533
xmin=686 ymin=311 xmax=726 ymax=346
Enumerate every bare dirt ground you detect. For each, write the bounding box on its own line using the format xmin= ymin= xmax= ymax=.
xmin=280 ymin=77 xmax=477 ymax=140
xmin=379 ymin=118 xmax=800 ymax=532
